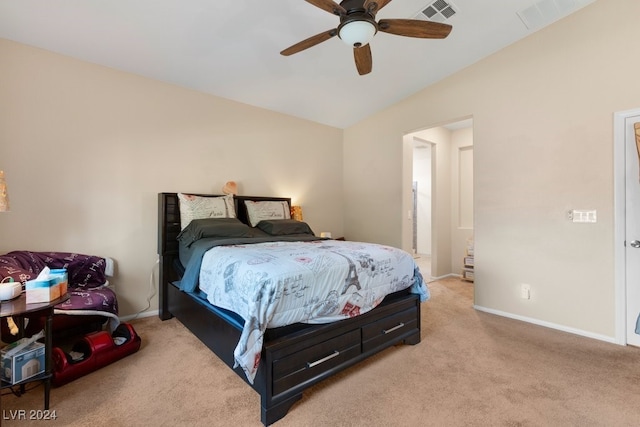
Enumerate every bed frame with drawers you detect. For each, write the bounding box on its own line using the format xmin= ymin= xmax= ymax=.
xmin=157 ymin=192 xmax=422 ymax=425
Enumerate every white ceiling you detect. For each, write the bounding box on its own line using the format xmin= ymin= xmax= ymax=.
xmin=0 ymin=0 xmax=596 ymax=129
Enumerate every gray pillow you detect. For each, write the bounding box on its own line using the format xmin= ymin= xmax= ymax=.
xmin=256 ymin=219 xmax=315 ymax=236
xmin=177 ymin=218 xmax=254 ymax=247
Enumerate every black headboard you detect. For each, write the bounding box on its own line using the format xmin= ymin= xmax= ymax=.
xmin=157 ymin=192 xmax=291 ymax=319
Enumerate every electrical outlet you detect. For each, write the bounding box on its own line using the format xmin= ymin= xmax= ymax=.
xmin=521 ymin=283 xmax=531 ymax=300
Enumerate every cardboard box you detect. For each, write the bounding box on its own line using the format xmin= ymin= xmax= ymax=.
xmin=25 ymin=279 xmax=61 ymax=303
xmin=1 ymin=341 xmax=45 ymax=384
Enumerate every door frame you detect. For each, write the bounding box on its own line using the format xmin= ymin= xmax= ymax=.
xmin=613 ymin=107 xmax=640 ymax=345
xmin=412 ymin=180 xmax=418 ymax=254
xmin=412 ymin=138 xmax=434 ymax=259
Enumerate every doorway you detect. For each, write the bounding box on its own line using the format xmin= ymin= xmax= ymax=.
xmin=405 ymin=118 xmax=473 ymax=280
xmin=614 ymin=108 xmax=640 ymax=346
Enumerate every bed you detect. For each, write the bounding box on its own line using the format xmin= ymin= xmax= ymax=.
xmin=157 ymin=192 xmax=427 ymax=425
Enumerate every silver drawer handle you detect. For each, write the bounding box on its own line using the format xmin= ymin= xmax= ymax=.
xmin=383 ymin=322 xmax=405 ymax=334
xmin=307 ymin=350 xmax=340 ymax=368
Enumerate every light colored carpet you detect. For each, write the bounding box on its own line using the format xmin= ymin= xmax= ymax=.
xmin=2 ymin=277 xmax=640 ymax=426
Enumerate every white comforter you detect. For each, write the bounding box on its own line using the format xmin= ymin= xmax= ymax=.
xmin=198 ymin=239 xmax=428 ymax=383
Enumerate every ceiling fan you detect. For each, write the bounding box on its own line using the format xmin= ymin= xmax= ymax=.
xmin=280 ymin=0 xmax=453 ymax=75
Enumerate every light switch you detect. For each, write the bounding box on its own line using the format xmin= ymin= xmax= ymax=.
xmin=570 ymin=209 xmax=597 ymax=223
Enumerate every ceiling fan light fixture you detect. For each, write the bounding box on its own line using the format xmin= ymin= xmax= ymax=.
xmin=338 ymin=20 xmax=377 ymax=48
xmin=281 ymin=0 xmax=453 ymax=76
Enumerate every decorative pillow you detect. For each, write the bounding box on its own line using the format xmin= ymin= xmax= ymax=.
xmin=177 ymin=218 xmax=254 ymax=247
xmin=256 ymin=219 xmax=314 ymax=236
xmin=244 ymin=200 xmax=291 ymax=227
xmin=178 ymin=193 xmax=235 ymax=230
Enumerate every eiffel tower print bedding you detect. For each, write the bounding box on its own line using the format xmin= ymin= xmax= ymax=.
xmin=196 ymin=239 xmax=428 ymax=383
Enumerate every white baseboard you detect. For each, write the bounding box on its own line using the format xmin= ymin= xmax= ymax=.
xmin=427 ymin=273 xmax=460 ymax=282
xmin=120 ymin=309 xmax=159 ymax=322
xmin=473 ymin=304 xmax=620 ymax=345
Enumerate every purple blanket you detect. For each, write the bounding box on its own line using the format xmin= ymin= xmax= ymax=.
xmin=0 ymin=251 xmax=117 ymax=318
xmin=0 ymin=251 xmax=108 ymax=288
xmin=56 ymin=287 xmax=118 ymax=314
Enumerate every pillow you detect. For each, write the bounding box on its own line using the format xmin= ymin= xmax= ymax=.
xmin=256 ymin=219 xmax=314 ymax=236
xmin=244 ymin=200 xmax=291 ymax=227
xmin=177 ymin=218 xmax=254 ymax=247
xmin=178 ymin=193 xmax=235 ymax=230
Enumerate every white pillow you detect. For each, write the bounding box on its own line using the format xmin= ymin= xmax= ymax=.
xmin=244 ymin=200 xmax=291 ymax=227
xmin=178 ymin=193 xmax=236 ymax=230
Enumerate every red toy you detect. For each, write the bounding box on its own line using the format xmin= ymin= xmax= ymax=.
xmin=52 ymin=323 xmax=141 ymax=386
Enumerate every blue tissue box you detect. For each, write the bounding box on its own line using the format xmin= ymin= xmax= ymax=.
xmin=49 ymin=268 xmax=68 ymax=296
xmin=25 ymin=279 xmax=60 ymax=303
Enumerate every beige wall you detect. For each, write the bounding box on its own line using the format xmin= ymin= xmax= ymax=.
xmin=0 ymin=39 xmax=344 ymax=317
xmin=344 ymin=0 xmax=640 ymax=340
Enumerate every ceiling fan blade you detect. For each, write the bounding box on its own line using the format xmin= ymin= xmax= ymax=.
xmin=305 ymin=0 xmax=346 ymax=16
xmin=363 ymin=0 xmax=392 ymax=14
xmin=378 ymin=19 xmax=452 ymax=39
xmin=353 ymin=44 xmax=372 ymax=75
xmin=281 ymin=29 xmax=338 ymax=56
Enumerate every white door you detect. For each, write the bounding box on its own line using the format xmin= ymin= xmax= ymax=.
xmin=625 ymin=114 xmax=640 ymax=347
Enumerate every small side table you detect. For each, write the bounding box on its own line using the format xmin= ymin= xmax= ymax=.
xmin=1 ymin=292 xmax=69 ymax=409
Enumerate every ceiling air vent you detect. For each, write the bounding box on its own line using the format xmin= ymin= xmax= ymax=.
xmin=517 ymin=0 xmax=595 ymax=30
xmin=415 ymin=0 xmax=458 ymax=23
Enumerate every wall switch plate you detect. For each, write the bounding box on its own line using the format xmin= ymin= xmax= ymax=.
xmin=570 ymin=209 xmax=597 ymax=223
xmin=521 ymin=283 xmax=531 ymax=299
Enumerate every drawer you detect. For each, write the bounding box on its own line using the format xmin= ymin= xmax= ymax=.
xmin=272 ymin=329 xmax=361 ymax=396
xmin=361 ymin=307 xmax=418 ymax=353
